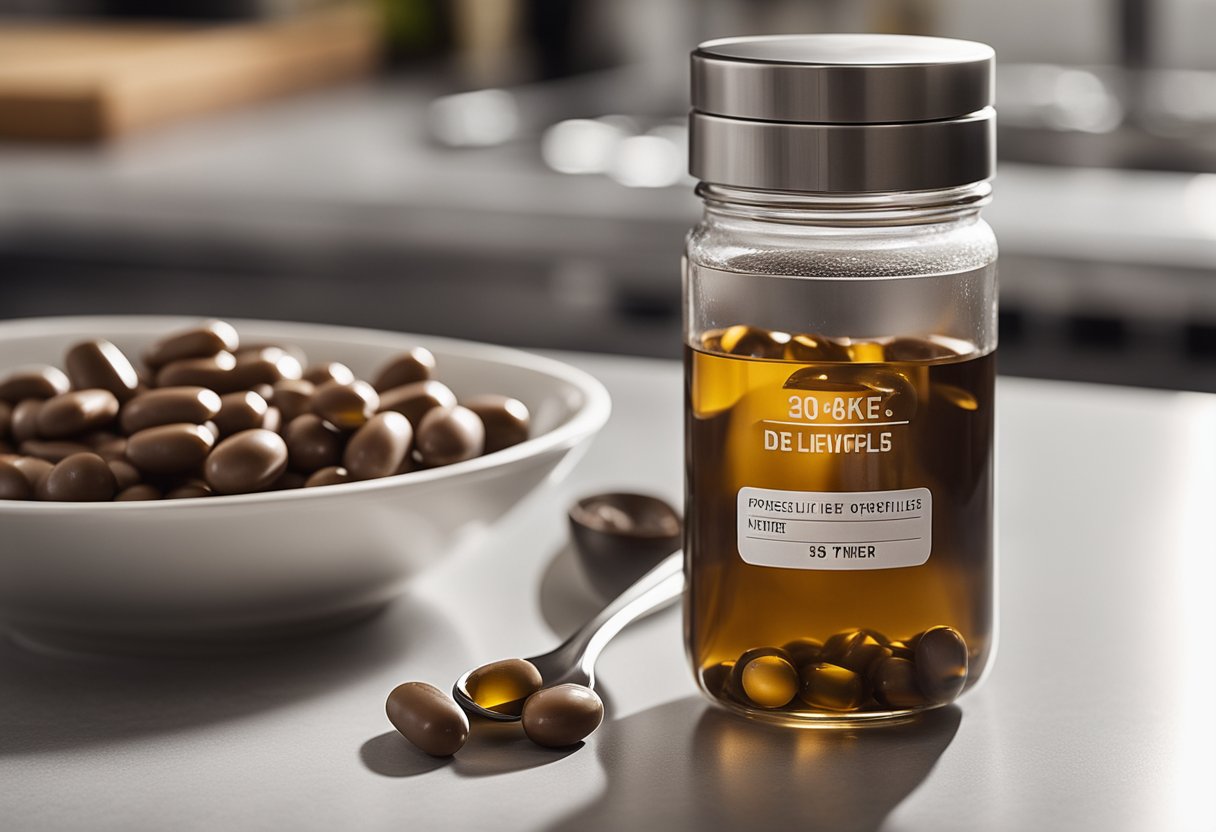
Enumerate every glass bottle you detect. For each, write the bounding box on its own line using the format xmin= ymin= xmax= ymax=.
xmin=683 ymin=35 xmax=998 ymax=723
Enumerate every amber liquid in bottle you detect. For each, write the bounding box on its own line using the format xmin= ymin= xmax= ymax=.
xmin=685 ymin=328 xmax=995 ymax=721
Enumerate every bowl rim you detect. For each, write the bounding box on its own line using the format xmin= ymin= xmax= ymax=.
xmin=0 ymin=315 xmax=612 ymax=512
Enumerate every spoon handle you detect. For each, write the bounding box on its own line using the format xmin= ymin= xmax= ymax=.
xmin=557 ymin=550 xmax=684 ymax=681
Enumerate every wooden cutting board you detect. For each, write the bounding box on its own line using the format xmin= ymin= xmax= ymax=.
xmin=0 ymin=4 xmax=380 ymax=141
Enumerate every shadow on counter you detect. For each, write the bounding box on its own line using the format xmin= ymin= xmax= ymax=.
xmin=0 ymin=591 xmax=463 ymax=755
xmin=546 ymin=698 xmax=962 ymax=832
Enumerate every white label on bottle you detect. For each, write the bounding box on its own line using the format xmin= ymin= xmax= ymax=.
xmin=737 ymin=486 xmax=932 ymax=570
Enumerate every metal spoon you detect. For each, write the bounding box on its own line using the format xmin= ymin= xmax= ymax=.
xmin=453 ymin=549 xmax=684 ymax=721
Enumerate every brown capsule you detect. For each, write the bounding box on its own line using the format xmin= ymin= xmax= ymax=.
xmin=372 ymin=347 xmax=436 ymax=392
xmin=270 ymin=379 xmax=314 ymax=425
xmin=283 ymin=414 xmax=344 ymax=473
xmin=36 ymin=390 xmax=120 ymax=439
xmin=700 ymin=661 xmax=736 ymax=697
xmin=302 ymin=362 xmax=355 ymax=386
xmin=155 ymin=352 xmax=237 ymax=390
xmin=0 ymin=366 xmax=70 ymax=402
xmin=20 ymin=440 xmax=93 ymax=463
xmin=269 ymin=470 xmax=307 ymax=490
xmin=0 ymin=460 xmax=32 ymax=500
xmin=11 ymin=400 xmax=42 ymax=443
xmin=781 ymin=637 xmax=825 ymax=669
xmin=251 ymin=384 xmax=275 ymax=402
xmin=415 ymin=406 xmax=484 ymax=468
xmin=213 ymin=391 xmax=269 ymax=438
xmin=521 ymin=684 xmax=605 ymax=749
xmin=463 ymin=394 xmax=530 ymax=454
xmin=311 ymin=380 xmax=379 ymax=430
xmin=883 ymin=337 xmax=960 ymax=362
xmin=378 ymin=380 xmax=457 ymax=428
xmin=731 ymin=647 xmax=798 ymax=709
xmin=822 ymin=629 xmax=892 ymax=677
xmin=913 ymin=626 xmax=969 ymax=705
xmin=205 ymin=429 xmax=289 ymax=495
xmin=887 ymin=640 xmax=916 ymax=661
xmin=464 ymin=658 xmax=543 ymax=717
xmin=784 ymin=333 xmax=852 ymax=362
xmin=716 ymin=325 xmax=790 ymax=359
xmin=107 ymin=459 xmax=141 ymax=491
xmin=115 ymin=483 xmax=161 ymax=502
xmin=0 ymin=400 xmax=10 ymax=439
xmin=261 ymin=407 xmax=282 ymax=434
xmin=120 ymin=387 xmax=222 ymax=435
xmin=385 ymin=682 xmax=469 ymax=758
xmin=9 ymin=456 xmax=53 ymax=491
xmin=37 ymin=452 xmax=117 ymax=502
xmin=228 ymin=347 xmax=303 ymax=391
xmin=343 ymin=412 xmax=412 ymax=480
xmin=304 ymin=466 xmax=351 ymax=488
xmin=798 ymin=662 xmax=866 ymax=712
xmin=870 ymin=657 xmax=928 ymax=709
xmin=94 ymin=436 xmax=130 ymax=461
xmin=64 ymin=339 xmax=140 ymax=402
xmin=126 ymin=423 xmax=216 ymax=475
xmin=143 ymin=320 xmax=239 ymax=369
xmin=237 ymin=342 xmax=309 ymax=367
xmin=165 ymin=480 xmax=213 ymax=500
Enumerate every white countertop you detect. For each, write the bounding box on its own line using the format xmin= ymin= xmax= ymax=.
xmin=2 ymin=353 xmax=1214 ymax=832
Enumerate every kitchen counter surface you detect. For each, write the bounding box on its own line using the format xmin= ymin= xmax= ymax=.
xmin=2 ymin=353 xmax=1213 ymax=832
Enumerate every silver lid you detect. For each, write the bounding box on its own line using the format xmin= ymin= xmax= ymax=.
xmin=689 ymin=34 xmax=995 ymax=193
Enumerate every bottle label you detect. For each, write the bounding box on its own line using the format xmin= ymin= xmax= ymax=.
xmin=736 ymin=486 xmax=932 ymax=570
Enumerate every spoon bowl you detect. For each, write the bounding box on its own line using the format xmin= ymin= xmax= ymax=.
xmin=453 ymin=550 xmax=684 ymax=722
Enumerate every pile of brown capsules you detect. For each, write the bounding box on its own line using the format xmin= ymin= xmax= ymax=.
xmin=0 ymin=320 xmax=531 ymax=502
xmin=386 ymin=660 xmax=604 ymax=757
xmin=707 ymin=625 xmax=969 ymax=715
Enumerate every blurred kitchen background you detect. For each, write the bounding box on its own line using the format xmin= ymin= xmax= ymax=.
xmin=1 ymin=0 xmax=1215 ymax=391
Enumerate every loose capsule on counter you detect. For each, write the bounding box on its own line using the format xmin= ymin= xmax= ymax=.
xmin=378 ymin=379 xmax=457 ymax=428
xmin=212 ymin=391 xmax=269 ymax=438
xmin=283 ymin=414 xmax=344 ymax=473
xmin=343 ymin=412 xmax=412 ymax=480
xmin=0 ymin=366 xmax=70 ymax=402
xmin=126 ymin=423 xmax=216 ymax=475
xmin=311 ymin=380 xmax=379 ymax=430
xmin=731 ymin=647 xmax=799 ymax=708
xmin=372 ymin=347 xmax=436 ymax=392
xmin=913 ymin=626 xmax=969 ymax=705
xmin=463 ymin=658 xmax=543 ymax=716
xmin=36 ymin=390 xmax=120 ymax=439
xmin=521 ymin=684 xmax=604 ymax=748
xmin=120 ymin=387 xmax=222 ymax=435
xmin=463 ymin=394 xmax=530 ymax=454
xmin=64 ymin=340 xmax=140 ymax=402
xmin=386 ymin=682 xmax=470 ymax=757
xmin=0 ymin=460 xmax=32 ymax=500
xmin=143 ymin=320 xmax=239 ymax=369
xmin=415 ymin=405 xmax=484 ymax=468
xmin=37 ymin=452 xmax=117 ymax=502
xmin=204 ymin=429 xmax=289 ymax=495
xmin=798 ymin=662 xmax=866 ymax=712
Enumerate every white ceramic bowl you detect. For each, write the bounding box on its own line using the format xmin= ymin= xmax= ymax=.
xmin=0 ymin=316 xmax=610 ymax=650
